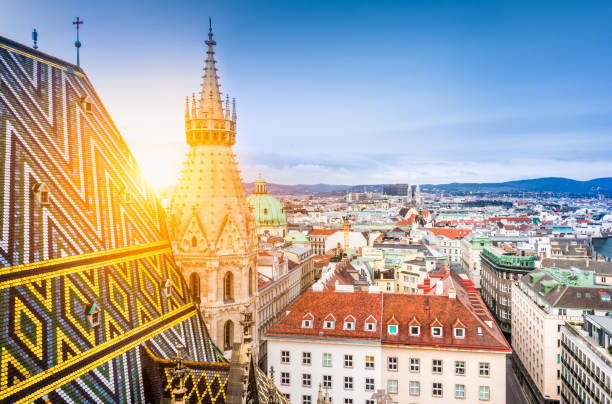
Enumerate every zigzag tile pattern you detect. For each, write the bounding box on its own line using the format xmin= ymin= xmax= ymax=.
xmin=0 ymin=37 xmax=227 ymax=403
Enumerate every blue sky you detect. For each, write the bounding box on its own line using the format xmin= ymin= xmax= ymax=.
xmin=3 ymin=0 xmax=612 ymax=186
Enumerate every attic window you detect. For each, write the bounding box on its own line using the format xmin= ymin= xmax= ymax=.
xmin=323 ymin=320 xmax=335 ymax=329
xmin=31 ymin=182 xmax=50 ymax=206
xmin=364 ymin=316 xmax=377 ymax=331
xmin=80 ymin=95 xmax=93 ymax=114
xmin=263 ymin=208 xmax=268 ymax=215
xmin=409 ymin=326 xmax=420 ymax=336
xmin=454 ymin=328 xmax=465 ymax=339
xmin=302 ymin=313 xmax=314 ymax=328
xmin=87 ymin=302 xmax=101 ymax=328
xmin=343 ymin=316 xmax=355 ymax=330
xmin=388 ymin=324 xmax=398 ymax=335
xmin=163 ymin=279 xmax=172 ymax=298
xmin=431 ymin=326 xmax=443 ymax=338
xmin=477 ymin=326 xmax=483 ymax=335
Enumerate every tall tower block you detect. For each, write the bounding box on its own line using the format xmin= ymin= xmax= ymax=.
xmin=169 ymin=23 xmax=257 ymax=354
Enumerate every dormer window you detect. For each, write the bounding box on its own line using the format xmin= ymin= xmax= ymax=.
xmin=163 ymin=279 xmax=172 ymax=298
xmin=87 ymin=302 xmax=101 ymax=328
xmin=454 ymin=328 xmax=465 ymax=339
xmin=343 ymin=315 xmax=355 ymax=330
xmin=431 ymin=327 xmax=443 ymax=338
xmin=302 ymin=313 xmax=314 ymax=328
xmin=32 ymin=182 xmax=50 ymax=206
xmin=80 ymin=95 xmax=93 ymax=114
xmin=388 ymin=324 xmax=398 ymax=335
xmin=364 ymin=315 xmax=377 ymax=332
xmin=410 ymin=326 xmax=420 ymax=336
xmin=323 ymin=314 xmax=336 ymax=329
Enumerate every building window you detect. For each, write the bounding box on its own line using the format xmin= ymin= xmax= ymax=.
xmin=454 ymin=328 xmax=465 ymax=339
xmin=409 ymin=325 xmax=420 ymax=336
xmin=303 ymin=395 xmax=312 ymax=404
xmin=323 ymin=375 xmax=332 ymax=388
xmin=281 ymin=351 xmax=290 ymax=364
xmin=302 ymin=319 xmax=312 ymax=328
xmin=189 ymin=272 xmax=200 ymax=302
xmin=366 ymin=401 xmax=375 ymax=404
xmin=223 ymin=320 xmax=233 ymax=350
xmin=344 ymin=399 xmax=352 ymax=404
xmin=365 ymin=356 xmax=375 ymax=369
xmin=323 ymin=353 xmax=332 ymax=367
xmin=479 ymin=386 xmax=490 ymax=400
xmin=324 ymin=319 xmax=336 ymax=329
xmin=365 ymin=378 xmax=375 ymax=392
xmin=410 ymin=358 xmax=420 ymax=372
xmin=191 ymin=236 xmax=197 ymax=247
xmin=32 ymin=182 xmax=50 ymax=206
xmin=479 ymin=363 xmax=490 ymax=377
xmin=163 ymin=279 xmax=172 ymax=298
xmin=387 ymin=357 xmax=398 ymax=371
xmin=455 ymin=384 xmax=465 ymax=399
xmin=303 ymin=352 xmax=311 ymax=365
xmin=344 ymin=315 xmax=355 ymax=330
xmin=87 ymin=302 xmax=100 ymax=328
xmin=409 ymin=381 xmax=420 ymax=396
xmin=431 ymin=326 xmax=443 ymax=338
xmin=455 ymin=361 xmax=465 ymax=375
xmin=302 ymin=373 xmax=311 ymax=387
xmin=281 ymin=372 xmax=290 ymax=385
xmin=364 ymin=317 xmax=377 ymax=331
xmin=344 ymin=354 xmax=353 ymax=368
xmin=223 ymin=272 xmax=233 ymax=301
xmin=344 ymin=376 xmax=353 ymax=390
xmin=433 ymin=382 xmax=443 ymax=397
xmin=249 ymin=267 xmax=254 ymax=296
xmin=388 ymin=324 xmax=398 ymax=335
xmin=477 ymin=326 xmax=483 ymax=335
xmin=432 ymin=359 xmax=443 ymax=374
xmin=388 ymin=379 xmax=398 ymax=393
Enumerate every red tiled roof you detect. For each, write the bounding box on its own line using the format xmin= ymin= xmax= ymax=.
xmin=310 ymin=229 xmax=338 ymax=236
xmin=489 ymin=216 xmax=531 ymax=222
xmin=266 ymin=290 xmax=382 ymax=340
xmin=266 ymin=289 xmax=510 ymax=352
xmin=382 ymin=294 xmax=509 ymax=351
xmin=425 ymin=228 xmax=472 ymax=240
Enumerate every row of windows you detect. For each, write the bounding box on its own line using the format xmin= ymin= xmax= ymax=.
xmin=281 ymin=373 xmax=375 ymax=391
xmin=289 ymin=384 xmax=491 ymax=403
xmin=280 ymin=351 xmax=491 ymax=376
xmin=282 ymin=352 xmax=375 ymax=369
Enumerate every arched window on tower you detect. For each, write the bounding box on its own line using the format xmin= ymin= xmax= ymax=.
xmin=191 ymin=236 xmax=197 ymax=248
xmin=249 ymin=267 xmax=253 ymax=297
xmin=224 ymin=320 xmax=234 ymax=351
xmin=189 ymin=272 xmax=200 ymax=302
xmin=224 ymin=272 xmax=234 ymax=302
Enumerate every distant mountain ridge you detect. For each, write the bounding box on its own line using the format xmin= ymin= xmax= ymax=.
xmin=242 ymin=177 xmax=612 ymax=196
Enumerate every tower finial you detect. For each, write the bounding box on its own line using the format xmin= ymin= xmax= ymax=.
xmin=72 ymin=17 xmax=84 ymax=68
xmin=185 ymin=96 xmax=190 ymax=121
xmin=32 ymin=28 xmax=38 ymax=49
xmin=209 ymin=17 xmax=212 ymax=39
xmin=232 ymin=98 xmax=237 ymax=122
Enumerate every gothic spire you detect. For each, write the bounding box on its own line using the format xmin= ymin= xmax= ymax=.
xmin=198 ymin=18 xmax=224 ymax=119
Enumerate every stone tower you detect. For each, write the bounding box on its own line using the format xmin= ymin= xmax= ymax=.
xmin=169 ymin=23 xmax=257 ymax=354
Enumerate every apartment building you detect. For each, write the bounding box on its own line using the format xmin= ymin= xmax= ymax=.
xmin=561 ymin=315 xmax=612 ymax=404
xmin=512 ymin=266 xmax=612 ymax=403
xmin=426 ymin=228 xmax=472 ymax=264
xmin=480 ymin=246 xmax=536 ymax=334
xmin=266 ymin=282 xmax=510 ymax=403
xmin=460 ymin=235 xmax=492 ymax=289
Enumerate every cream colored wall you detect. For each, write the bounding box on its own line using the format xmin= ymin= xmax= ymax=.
xmin=511 ymin=284 xmax=582 ymax=401
xmin=382 ymin=345 xmax=507 ymax=403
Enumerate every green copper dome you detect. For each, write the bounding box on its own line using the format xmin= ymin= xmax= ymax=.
xmin=247 ymin=175 xmax=287 ymax=227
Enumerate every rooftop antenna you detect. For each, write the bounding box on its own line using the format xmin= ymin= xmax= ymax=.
xmin=72 ymin=17 xmax=84 ymax=68
xmin=32 ymin=29 xmax=38 ymax=49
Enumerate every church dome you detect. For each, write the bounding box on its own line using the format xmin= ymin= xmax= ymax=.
xmin=247 ymin=176 xmax=287 ymax=227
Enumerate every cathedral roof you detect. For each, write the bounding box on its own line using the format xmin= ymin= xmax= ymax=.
xmin=247 ymin=193 xmax=287 ymax=227
xmin=0 ymin=34 xmax=228 ymax=403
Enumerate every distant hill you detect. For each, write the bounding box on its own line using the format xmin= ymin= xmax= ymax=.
xmin=242 ymin=177 xmax=612 ymax=196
